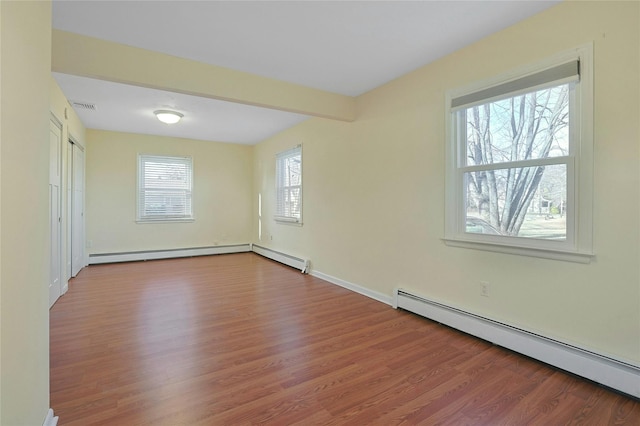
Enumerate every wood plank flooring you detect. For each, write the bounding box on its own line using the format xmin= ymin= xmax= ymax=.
xmin=50 ymin=253 xmax=640 ymax=425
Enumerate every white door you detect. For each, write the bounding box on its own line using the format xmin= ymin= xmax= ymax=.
xmin=71 ymin=143 xmax=85 ymax=277
xmin=49 ymin=118 xmax=63 ymax=308
xmin=66 ymin=141 xmax=73 ymax=278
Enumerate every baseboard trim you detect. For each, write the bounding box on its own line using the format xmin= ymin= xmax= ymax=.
xmin=43 ymin=409 xmax=58 ymax=426
xmin=395 ymin=289 xmax=640 ymax=399
xmin=88 ymin=244 xmax=251 ymax=264
xmin=251 ymin=244 xmax=310 ymax=273
xmin=310 ymin=269 xmax=393 ymax=306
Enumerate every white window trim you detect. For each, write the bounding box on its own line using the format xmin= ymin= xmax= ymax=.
xmin=137 ymin=154 xmax=194 ymax=223
xmin=275 ymin=145 xmax=303 ymax=225
xmin=443 ymin=44 xmax=594 ymax=263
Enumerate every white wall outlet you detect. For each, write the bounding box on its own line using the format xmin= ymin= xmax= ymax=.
xmin=480 ymin=281 xmax=490 ymax=297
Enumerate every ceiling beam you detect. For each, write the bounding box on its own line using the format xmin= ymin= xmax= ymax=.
xmin=52 ymin=30 xmax=356 ymax=122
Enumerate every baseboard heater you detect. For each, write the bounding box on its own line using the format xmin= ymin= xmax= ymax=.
xmin=88 ymin=244 xmax=251 ymax=264
xmin=394 ymin=289 xmax=640 ymax=399
xmin=42 ymin=409 xmax=58 ymax=426
xmin=251 ymin=244 xmax=309 ymax=273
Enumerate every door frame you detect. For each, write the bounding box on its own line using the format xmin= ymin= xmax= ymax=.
xmin=69 ymin=140 xmax=85 ymax=278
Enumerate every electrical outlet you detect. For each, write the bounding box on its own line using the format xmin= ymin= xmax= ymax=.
xmin=480 ymin=281 xmax=490 ymax=297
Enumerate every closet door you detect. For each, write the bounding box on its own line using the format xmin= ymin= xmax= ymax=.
xmin=71 ymin=143 xmax=85 ymax=277
xmin=49 ymin=118 xmax=62 ymax=307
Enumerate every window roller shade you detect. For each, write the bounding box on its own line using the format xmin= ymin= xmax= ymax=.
xmin=451 ymin=60 xmax=579 ymax=111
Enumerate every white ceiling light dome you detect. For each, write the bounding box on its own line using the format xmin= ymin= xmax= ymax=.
xmin=154 ymin=110 xmax=183 ymax=124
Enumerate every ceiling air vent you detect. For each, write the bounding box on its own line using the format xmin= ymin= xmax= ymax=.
xmin=71 ymin=101 xmax=97 ymax=111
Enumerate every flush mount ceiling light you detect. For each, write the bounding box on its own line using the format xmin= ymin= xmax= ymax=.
xmin=154 ymin=110 xmax=183 ymax=124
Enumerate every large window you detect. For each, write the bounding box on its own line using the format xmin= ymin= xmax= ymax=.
xmin=137 ymin=155 xmax=193 ymax=222
xmin=444 ymin=46 xmax=593 ymax=262
xmin=275 ymin=145 xmax=302 ymax=223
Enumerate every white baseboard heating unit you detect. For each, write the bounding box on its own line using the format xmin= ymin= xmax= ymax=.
xmin=42 ymin=409 xmax=58 ymax=426
xmin=394 ymin=289 xmax=640 ymax=399
xmin=251 ymin=244 xmax=310 ymax=273
xmin=89 ymin=244 xmax=251 ymax=264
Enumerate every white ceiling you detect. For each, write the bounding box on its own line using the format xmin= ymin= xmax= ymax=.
xmin=52 ymin=0 xmax=560 ymax=145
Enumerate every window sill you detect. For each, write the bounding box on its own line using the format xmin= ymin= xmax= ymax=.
xmin=136 ymin=218 xmax=195 ymax=224
xmin=442 ymin=238 xmax=594 ymax=264
xmin=275 ymin=216 xmax=302 ymax=226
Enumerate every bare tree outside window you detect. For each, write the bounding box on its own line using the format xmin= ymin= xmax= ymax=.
xmin=446 ymin=48 xmax=593 ymax=262
xmin=463 ymin=83 xmax=570 ymax=239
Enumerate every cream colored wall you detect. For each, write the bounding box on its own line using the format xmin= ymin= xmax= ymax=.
xmin=50 ymin=79 xmax=86 ymax=148
xmin=0 ymin=1 xmax=52 ymax=424
xmin=52 ymin=30 xmax=355 ymax=122
xmin=86 ymin=130 xmax=252 ymax=254
xmin=253 ymin=1 xmax=640 ymax=364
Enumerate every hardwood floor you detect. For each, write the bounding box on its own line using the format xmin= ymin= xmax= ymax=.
xmin=50 ymin=253 xmax=639 ymax=425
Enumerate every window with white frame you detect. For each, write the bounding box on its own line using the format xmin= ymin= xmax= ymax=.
xmin=444 ymin=45 xmax=593 ymax=262
xmin=137 ymin=155 xmax=193 ymax=222
xmin=275 ymin=145 xmax=302 ymax=223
